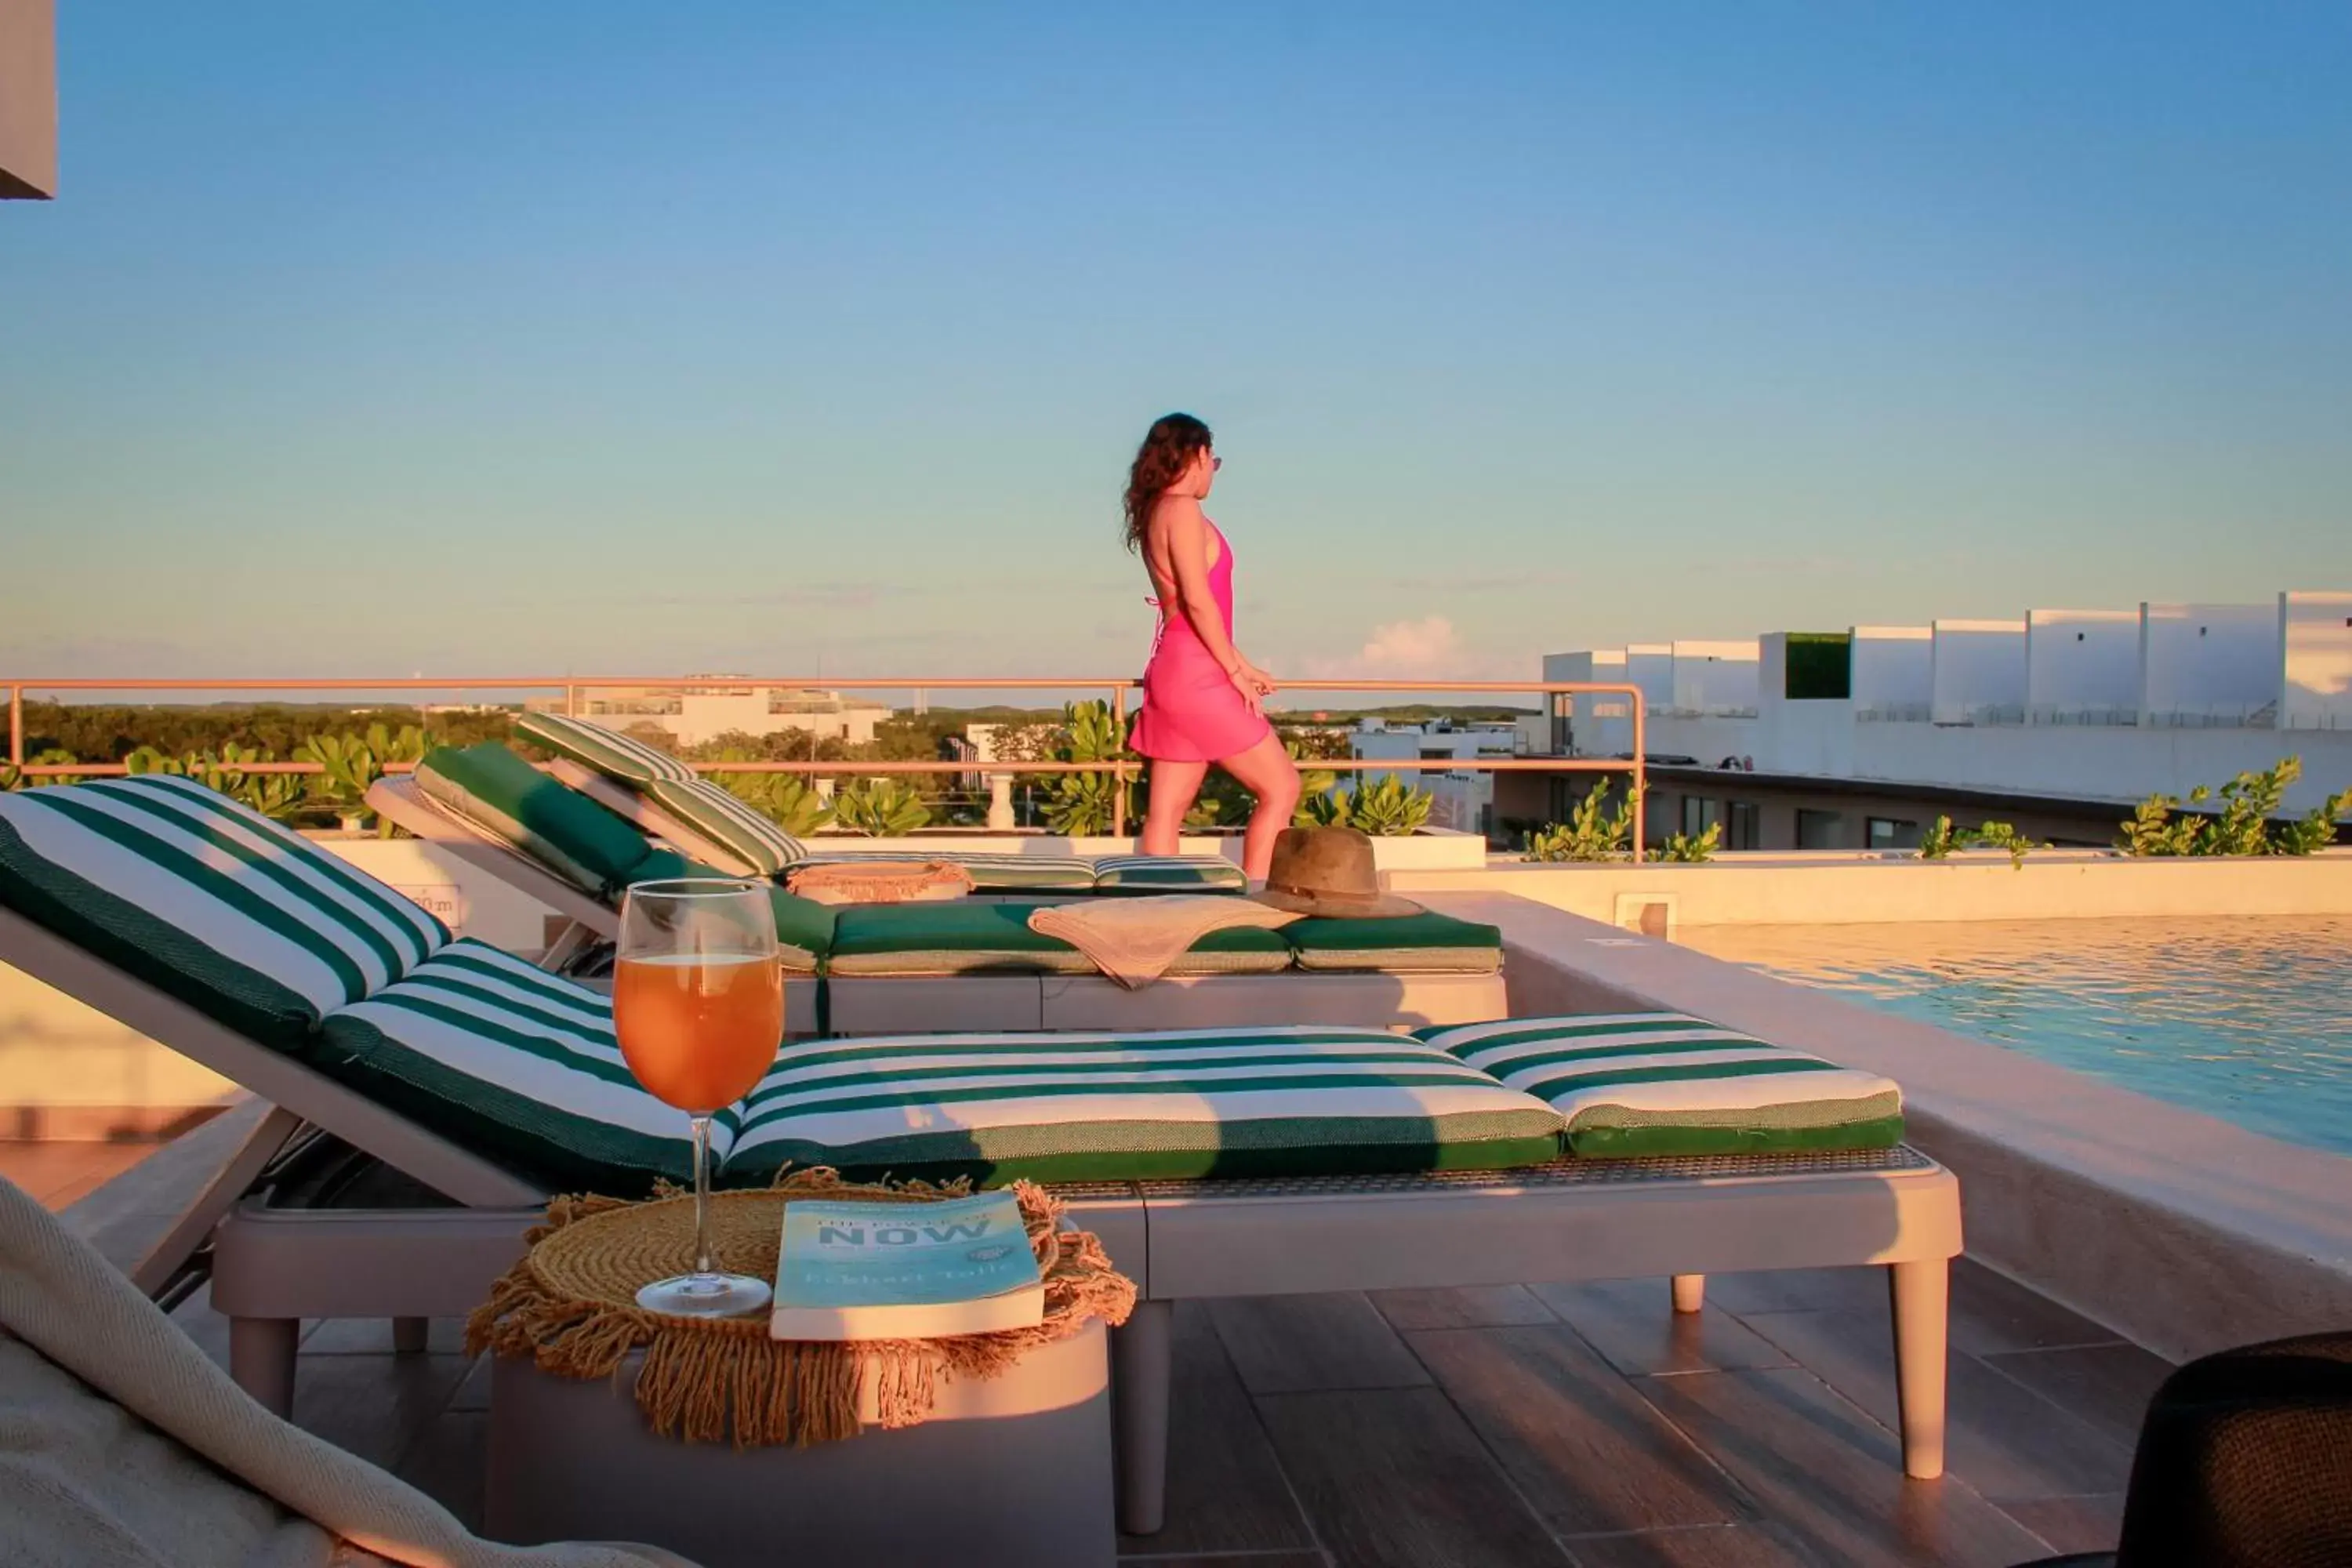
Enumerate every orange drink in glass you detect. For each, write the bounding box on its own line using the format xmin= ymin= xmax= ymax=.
xmin=612 ymin=878 xmax=782 ymax=1317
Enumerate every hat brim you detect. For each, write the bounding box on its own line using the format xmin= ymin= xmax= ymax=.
xmin=1250 ymin=887 xmax=1425 ymax=920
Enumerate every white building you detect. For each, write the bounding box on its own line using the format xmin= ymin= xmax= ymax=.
xmin=1540 ymin=590 xmax=2352 ymax=849
xmin=531 ymin=680 xmax=894 ymax=749
xmin=1350 ymin=720 xmax=1527 ymax=835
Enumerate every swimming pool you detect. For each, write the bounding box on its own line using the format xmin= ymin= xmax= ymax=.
xmin=1680 ymin=915 xmax=2352 ymax=1157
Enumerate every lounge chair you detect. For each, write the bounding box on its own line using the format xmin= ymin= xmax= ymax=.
xmin=0 ymin=1167 xmax=687 ymax=1568
xmin=0 ymin=775 xmax=1961 ymax=1537
xmin=372 ymin=743 xmax=1510 ymax=1033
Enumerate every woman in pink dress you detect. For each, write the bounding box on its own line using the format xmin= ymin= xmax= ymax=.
xmin=1123 ymin=413 xmax=1301 ymax=881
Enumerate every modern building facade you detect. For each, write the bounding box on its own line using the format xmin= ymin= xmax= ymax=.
xmin=524 ymin=681 xmax=893 ymax=749
xmin=1534 ymin=590 xmax=2352 ymax=851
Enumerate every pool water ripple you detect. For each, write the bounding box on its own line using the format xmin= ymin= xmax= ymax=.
xmin=1682 ymin=916 xmax=2352 ymax=1156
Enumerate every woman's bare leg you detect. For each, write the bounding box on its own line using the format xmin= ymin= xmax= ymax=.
xmin=1221 ymin=733 xmax=1302 ymax=880
xmin=1141 ymin=758 xmax=1209 ymax=856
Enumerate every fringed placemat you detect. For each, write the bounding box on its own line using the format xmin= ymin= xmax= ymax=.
xmin=465 ymin=1168 xmax=1135 ymax=1450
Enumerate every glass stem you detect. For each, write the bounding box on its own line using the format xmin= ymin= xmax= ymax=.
xmin=689 ymin=1113 xmax=716 ymax=1282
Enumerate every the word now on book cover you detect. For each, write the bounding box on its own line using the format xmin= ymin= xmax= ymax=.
xmin=771 ymin=1190 xmax=1045 ymax=1341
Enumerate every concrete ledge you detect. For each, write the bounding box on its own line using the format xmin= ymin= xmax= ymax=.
xmin=1396 ymin=849 xmax=2352 ymax=928
xmin=1437 ymin=890 xmax=2352 ymax=1361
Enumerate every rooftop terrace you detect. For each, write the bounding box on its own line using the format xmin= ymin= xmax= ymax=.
xmin=20 ymin=1130 xmax=2162 ymax=1567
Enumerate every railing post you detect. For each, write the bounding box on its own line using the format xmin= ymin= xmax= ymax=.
xmin=1110 ymin=684 xmax=1129 ymax=840
xmin=8 ymin=684 xmax=21 ymax=769
xmin=1629 ymin=690 xmax=1646 ymax=864
xmin=564 ymin=683 xmax=578 ymax=719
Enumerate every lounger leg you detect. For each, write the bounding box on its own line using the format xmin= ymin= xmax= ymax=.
xmin=392 ymin=1316 xmax=429 ymax=1355
xmin=1111 ymin=1298 xmax=1174 ymax=1537
xmin=1670 ymin=1274 xmax=1705 ymax=1314
xmin=230 ymin=1316 xmax=300 ymax=1419
xmin=1889 ymin=1259 xmax=1949 ymax=1480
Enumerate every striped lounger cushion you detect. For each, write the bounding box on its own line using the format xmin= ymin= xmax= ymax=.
xmin=414 ymin=744 xmax=655 ymax=896
xmin=514 ymin=711 xmax=698 ymax=786
xmin=1090 ymin=854 xmax=1249 ymax=894
xmin=1287 ymin=911 xmax=1504 ymax=975
xmin=1419 ymin=1013 xmax=1905 ymax=1158
xmin=825 ymin=901 xmax=1290 ymax=976
xmin=0 ymin=775 xmax=449 ymax=1047
xmin=316 ymin=938 xmax=701 ymax=1192
xmin=640 ymin=775 xmax=808 ymax=878
xmin=721 ymin=1025 xmax=1567 ymax=1185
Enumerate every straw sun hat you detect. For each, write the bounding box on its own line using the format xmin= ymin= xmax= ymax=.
xmin=1250 ymin=826 xmax=1424 ymax=919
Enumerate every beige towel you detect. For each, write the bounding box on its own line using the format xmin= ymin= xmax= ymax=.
xmin=0 ymin=1174 xmax=690 ymax=1568
xmin=1028 ymin=895 xmax=1298 ymax=989
xmin=786 ymin=859 xmax=975 ymax=905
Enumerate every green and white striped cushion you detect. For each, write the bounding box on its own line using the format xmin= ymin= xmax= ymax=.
xmin=1090 ymin=854 xmax=1249 ymax=894
xmin=1419 ymin=1013 xmax=1904 ymax=1158
xmin=641 ymin=776 xmax=808 ymax=877
xmin=789 ymin=850 xmax=1097 ymax=892
xmin=723 ymin=1025 xmax=1565 ymax=1185
xmin=515 ymin=712 xmax=696 ymax=786
xmin=316 ymin=938 xmax=704 ymax=1192
xmin=0 ymin=775 xmax=449 ymax=1047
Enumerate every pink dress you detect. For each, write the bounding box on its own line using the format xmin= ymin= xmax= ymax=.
xmin=1128 ymin=519 xmax=1274 ymax=763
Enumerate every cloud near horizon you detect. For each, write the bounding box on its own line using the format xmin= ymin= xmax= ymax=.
xmin=1298 ymin=616 xmax=1528 ymax=688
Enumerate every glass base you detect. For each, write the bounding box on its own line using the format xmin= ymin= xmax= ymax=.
xmin=634 ymin=1271 xmax=772 ymax=1319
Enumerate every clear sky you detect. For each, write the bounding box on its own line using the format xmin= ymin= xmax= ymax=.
xmin=4 ymin=2 xmax=2348 ymax=695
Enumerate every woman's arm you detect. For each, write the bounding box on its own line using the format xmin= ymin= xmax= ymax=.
xmin=1155 ymin=496 xmax=1272 ymax=706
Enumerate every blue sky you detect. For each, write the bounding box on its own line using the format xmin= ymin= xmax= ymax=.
xmin=3 ymin=2 xmax=2348 ymax=695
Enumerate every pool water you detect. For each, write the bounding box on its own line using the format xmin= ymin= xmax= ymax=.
xmin=1680 ymin=915 xmax=2352 ymax=1157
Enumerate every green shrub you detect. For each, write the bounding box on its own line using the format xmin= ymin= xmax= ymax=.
xmin=0 ymin=748 xmax=78 ymax=791
xmin=695 ymin=748 xmax=834 ymax=836
xmin=1040 ymin=701 xmax=1134 ymax=837
xmin=831 ymin=779 xmax=931 ymax=837
xmin=1919 ymin=815 xmax=2040 ymax=869
xmin=2120 ymin=757 xmax=2351 ymax=857
xmin=1653 ymin=822 xmax=1722 ymax=862
xmin=1526 ymin=786 xmax=1638 ymax=862
xmin=125 ymin=744 xmax=309 ymax=821
xmin=296 ymin=724 xmax=430 ymax=835
xmin=1339 ymin=775 xmax=1434 ymax=837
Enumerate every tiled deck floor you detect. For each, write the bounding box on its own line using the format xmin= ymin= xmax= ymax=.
xmin=16 ymin=1141 xmax=2161 ymax=1568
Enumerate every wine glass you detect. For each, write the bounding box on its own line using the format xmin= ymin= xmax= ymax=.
xmin=613 ymin=877 xmax=782 ymax=1317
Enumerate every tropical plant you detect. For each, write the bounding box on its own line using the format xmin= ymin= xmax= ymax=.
xmin=1338 ymin=775 xmax=1434 ymax=837
xmin=0 ymin=748 xmax=78 ymax=790
xmin=1653 ymin=821 xmax=1722 ymax=863
xmin=699 ymin=749 xmax=834 ymax=836
xmin=1286 ymin=738 xmax=1341 ymax=829
xmin=1040 ymin=700 xmax=1135 ymax=837
xmin=1525 ymin=786 xmax=1638 ymax=862
xmin=2118 ymin=757 xmax=2351 ymax=857
xmin=296 ymin=724 xmax=430 ymax=834
xmin=1298 ymin=788 xmax=1353 ymax=829
xmin=124 ymin=743 xmax=310 ymax=820
xmin=1918 ymin=815 xmax=2039 ymax=869
xmin=831 ymin=779 xmax=932 ymax=837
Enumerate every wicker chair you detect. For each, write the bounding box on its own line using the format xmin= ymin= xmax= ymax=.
xmin=2016 ymin=1330 xmax=2352 ymax=1568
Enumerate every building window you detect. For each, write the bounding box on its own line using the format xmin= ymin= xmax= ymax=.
xmin=1867 ymin=816 xmax=1922 ymax=851
xmin=1795 ymin=809 xmax=1845 ymax=849
xmin=1680 ymin=797 xmax=1720 ymax=837
xmin=1726 ymin=800 xmax=1760 ymax=850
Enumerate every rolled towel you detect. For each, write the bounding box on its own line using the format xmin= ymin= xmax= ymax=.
xmin=1028 ymin=895 xmax=1298 ymax=989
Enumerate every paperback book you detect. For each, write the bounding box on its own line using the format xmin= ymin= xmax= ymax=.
xmin=770 ymin=1189 xmax=1045 ymax=1341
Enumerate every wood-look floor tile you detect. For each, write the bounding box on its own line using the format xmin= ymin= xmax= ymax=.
xmin=1640 ymin=1369 xmax=2049 ymax=1568
xmin=1998 ymin=1494 xmax=2125 ymax=1556
xmin=1532 ymin=1279 xmax=1795 ymax=1376
xmin=1947 ymin=1261 xmax=2122 ymax=1357
xmin=1706 ymin=1267 xmax=1890 ymax=1317
xmin=1563 ymin=1523 xmax=1816 ymax=1567
xmin=303 ymin=1316 xmax=468 ymax=1355
xmin=394 ymin=1410 xmax=488 ymax=1534
xmin=1255 ymin=1387 xmax=1574 ymax=1568
xmin=1979 ymin=1344 xmax=2172 ymax=1450
xmin=1209 ymin=1293 xmax=1432 ymax=1395
xmin=1120 ymin=1302 xmax=1318 ymax=1558
xmin=290 ymin=1350 xmax=475 ymax=1469
xmin=1409 ymin=1325 xmax=1751 ymax=1536
xmin=1372 ymin=1283 xmax=1557 ymax=1331
xmin=1738 ymin=1308 xmax=2131 ymax=1501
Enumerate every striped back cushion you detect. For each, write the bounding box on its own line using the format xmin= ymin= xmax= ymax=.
xmin=722 ymin=1025 xmax=1565 ymax=1186
xmin=514 ymin=713 xmax=696 ymax=786
xmin=0 ymin=776 xmax=449 ymax=1046
xmin=316 ymin=939 xmax=701 ymax=1192
xmin=1091 ymin=854 xmax=1249 ymax=894
xmin=1419 ymin=1013 xmax=1904 ymax=1158
xmin=641 ymin=776 xmax=808 ymax=878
